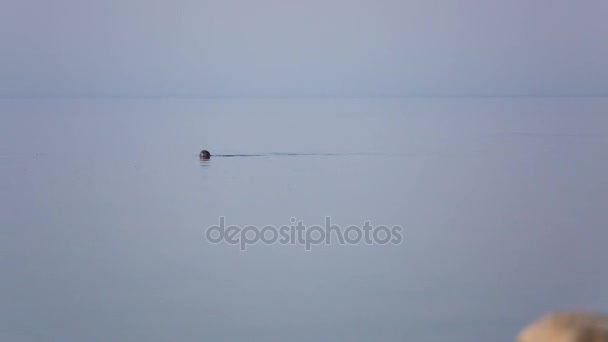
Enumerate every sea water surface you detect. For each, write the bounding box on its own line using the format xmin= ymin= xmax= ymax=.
xmin=1 ymin=98 xmax=607 ymax=341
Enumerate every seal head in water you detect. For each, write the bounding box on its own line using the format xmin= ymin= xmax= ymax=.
xmin=199 ymin=150 xmax=211 ymax=160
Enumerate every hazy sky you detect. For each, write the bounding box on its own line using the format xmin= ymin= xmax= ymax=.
xmin=1 ymin=0 xmax=607 ymax=97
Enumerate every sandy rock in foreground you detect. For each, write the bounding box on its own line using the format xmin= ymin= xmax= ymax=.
xmin=517 ymin=312 xmax=608 ymax=342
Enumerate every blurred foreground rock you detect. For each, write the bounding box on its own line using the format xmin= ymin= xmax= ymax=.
xmin=517 ymin=311 xmax=608 ymax=342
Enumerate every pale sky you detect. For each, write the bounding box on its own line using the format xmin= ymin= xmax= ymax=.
xmin=1 ymin=0 xmax=607 ymax=97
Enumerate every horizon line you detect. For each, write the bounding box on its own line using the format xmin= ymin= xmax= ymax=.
xmin=1 ymin=94 xmax=608 ymax=100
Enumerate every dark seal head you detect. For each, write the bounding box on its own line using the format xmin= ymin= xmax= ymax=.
xmin=199 ymin=150 xmax=211 ymax=160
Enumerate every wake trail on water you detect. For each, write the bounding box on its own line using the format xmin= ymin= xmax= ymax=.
xmin=212 ymin=152 xmax=382 ymax=158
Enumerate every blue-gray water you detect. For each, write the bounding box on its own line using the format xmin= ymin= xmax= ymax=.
xmin=1 ymin=98 xmax=607 ymax=341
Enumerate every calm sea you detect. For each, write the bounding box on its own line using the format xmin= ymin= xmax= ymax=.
xmin=1 ymin=98 xmax=607 ymax=341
